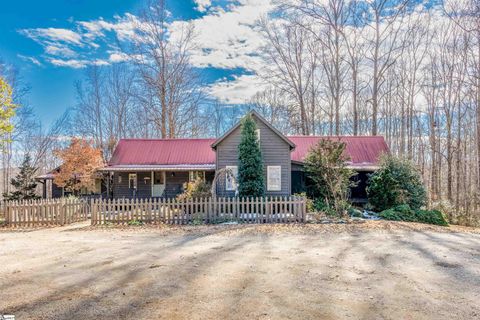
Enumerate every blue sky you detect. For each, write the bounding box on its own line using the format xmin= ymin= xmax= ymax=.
xmin=0 ymin=0 xmax=268 ymax=126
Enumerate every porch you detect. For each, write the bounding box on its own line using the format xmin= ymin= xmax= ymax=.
xmin=99 ymin=165 xmax=215 ymax=199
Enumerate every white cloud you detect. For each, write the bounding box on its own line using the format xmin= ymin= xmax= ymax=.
xmin=78 ymin=13 xmax=139 ymax=41
xmin=108 ymin=52 xmax=130 ymax=63
xmin=194 ymin=0 xmax=212 ymax=12
xmin=45 ymin=44 xmax=77 ymax=57
xmin=49 ymin=58 xmax=111 ymax=68
xmin=93 ymin=59 xmax=110 ymax=66
xmin=17 ymin=55 xmax=43 ymax=67
xmin=174 ymin=0 xmax=272 ymax=71
xmin=18 ymin=0 xmax=274 ymax=104
xmin=21 ymin=27 xmax=83 ymax=45
xmin=208 ymin=74 xmax=268 ymax=104
xmin=49 ymin=58 xmax=88 ymax=68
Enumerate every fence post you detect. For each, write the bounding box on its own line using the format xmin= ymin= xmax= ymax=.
xmin=302 ymin=196 xmax=307 ymax=223
xmin=90 ymin=199 xmax=95 ymax=225
xmin=5 ymin=201 xmax=9 ymax=226
xmin=60 ymin=199 xmax=65 ymax=226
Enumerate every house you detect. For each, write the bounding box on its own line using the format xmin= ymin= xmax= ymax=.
xmin=37 ymin=167 xmax=105 ymax=199
xmin=99 ymin=111 xmax=389 ymax=201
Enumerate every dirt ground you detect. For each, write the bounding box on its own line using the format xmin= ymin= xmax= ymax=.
xmin=1 ymin=221 xmax=479 ymax=320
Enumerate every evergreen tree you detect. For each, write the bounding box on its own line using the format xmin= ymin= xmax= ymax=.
xmin=367 ymin=155 xmax=427 ymax=211
xmin=237 ymin=114 xmax=265 ymax=197
xmin=3 ymin=154 xmax=39 ymax=201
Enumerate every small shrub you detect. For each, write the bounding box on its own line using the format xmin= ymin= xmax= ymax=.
xmin=367 ymin=155 xmax=427 ymax=211
xmin=378 ymin=205 xmax=448 ymax=226
xmin=348 ymin=207 xmax=363 ymax=218
xmin=128 ymin=219 xmax=144 ymax=226
xmin=212 ymin=217 xmax=242 ymax=224
xmin=191 ymin=213 xmax=205 ymax=225
xmin=430 ymin=200 xmax=455 ymax=222
xmin=378 ymin=204 xmax=414 ymax=221
xmin=363 ymin=202 xmax=375 ymax=211
xmin=415 ymin=209 xmax=449 ymax=226
xmin=177 ymin=178 xmax=212 ymax=201
xmin=294 ymin=192 xmax=314 ymax=213
xmin=313 ymin=198 xmax=348 ymax=217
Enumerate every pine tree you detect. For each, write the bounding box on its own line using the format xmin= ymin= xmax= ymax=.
xmin=238 ymin=114 xmax=265 ymax=197
xmin=3 ymin=154 xmax=39 ymax=201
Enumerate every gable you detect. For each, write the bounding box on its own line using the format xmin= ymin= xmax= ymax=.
xmin=211 ymin=110 xmax=295 ymax=150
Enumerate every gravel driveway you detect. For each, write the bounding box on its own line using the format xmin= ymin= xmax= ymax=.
xmin=1 ymin=222 xmax=479 ymax=320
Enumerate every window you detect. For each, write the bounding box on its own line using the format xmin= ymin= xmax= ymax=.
xmin=267 ymin=166 xmax=281 ymax=191
xmin=225 ymin=166 xmax=238 ymax=191
xmin=256 ymin=129 xmax=261 ymax=141
xmin=118 ymin=175 xmax=122 ymax=184
xmin=128 ymin=173 xmax=137 ymax=189
xmin=154 ymin=171 xmax=165 ymax=185
xmin=189 ymin=171 xmax=205 ymax=182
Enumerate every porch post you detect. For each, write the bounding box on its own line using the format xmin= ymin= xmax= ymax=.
xmin=106 ymin=171 xmax=110 ymax=199
xmin=42 ymin=179 xmax=47 ymax=199
xmin=151 ymin=171 xmax=154 ymax=197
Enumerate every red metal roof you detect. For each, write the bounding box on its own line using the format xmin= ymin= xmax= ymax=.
xmin=288 ymin=136 xmax=389 ymax=166
xmin=107 ymin=136 xmax=389 ymax=168
xmin=108 ymin=139 xmax=216 ymax=166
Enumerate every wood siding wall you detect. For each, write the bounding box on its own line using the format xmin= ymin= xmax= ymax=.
xmin=113 ymin=171 xmax=215 ymax=199
xmin=52 ymin=182 xmax=63 ymax=198
xmin=113 ymin=172 xmax=151 ymax=198
xmin=215 ymin=117 xmax=291 ymax=197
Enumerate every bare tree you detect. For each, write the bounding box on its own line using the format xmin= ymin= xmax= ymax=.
xmin=364 ymin=0 xmax=410 ymax=135
xmin=258 ymin=18 xmax=314 ymax=135
xmin=131 ymin=0 xmax=204 ymax=138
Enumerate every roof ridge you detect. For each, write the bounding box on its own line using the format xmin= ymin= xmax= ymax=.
xmin=287 ymin=135 xmax=384 ymax=138
xmin=120 ymin=138 xmax=216 ymax=141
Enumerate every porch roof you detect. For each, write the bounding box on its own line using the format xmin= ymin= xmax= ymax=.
xmin=288 ymin=136 xmax=389 ymax=167
xmin=108 ymin=138 xmax=216 ymax=167
xmin=99 ymin=164 xmax=216 ymax=172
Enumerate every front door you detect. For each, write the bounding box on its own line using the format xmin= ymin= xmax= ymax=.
xmin=152 ymin=171 xmax=166 ymax=197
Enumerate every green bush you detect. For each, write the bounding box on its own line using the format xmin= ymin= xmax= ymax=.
xmin=312 ymin=198 xmax=351 ymax=217
xmin=177 ymin=177 xmax=212 ymax=201
xmin=304 ymin=139 xmax=356 ymax=216
xmin=293 ymin=192 xmax=314 ymax=213
xmin=348 ymin=207 xmax=363 ymax=218
xmin=367 ymin=155 xmax=427 ymax=211
xmin=378 ymin=205 xmax=448 ymax=226
xmin=127 ymin=219 xmax=144 ymax=226
xmin=192 ymin=213 xmax=205 ymax=225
